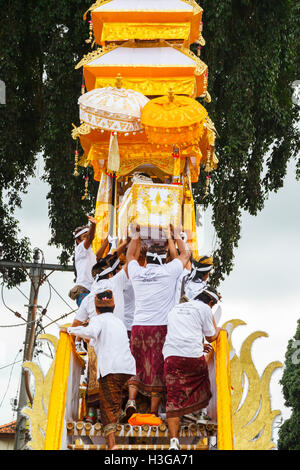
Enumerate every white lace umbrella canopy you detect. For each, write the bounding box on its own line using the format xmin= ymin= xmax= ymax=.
xmin=78 ymin=86 xmax=150 ymax=133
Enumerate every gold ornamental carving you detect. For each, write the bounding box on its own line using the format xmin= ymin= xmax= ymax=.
xmin=22 ymin=334 xmax=59 ymax=450
xmin=223 ymin=319 xmax=282 ymax=450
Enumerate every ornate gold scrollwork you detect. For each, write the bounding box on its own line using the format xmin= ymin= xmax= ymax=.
xmin=223 ymin=320 xmax=283 ymax=450
xmin=22 ymin=335 xmax=59 ymax=450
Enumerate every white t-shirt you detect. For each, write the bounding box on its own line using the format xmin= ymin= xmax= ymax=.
xmin=75 ymin=291 xmax=97 ymax=323
xmin=162 ymin=299 xmax=216 ymax=359
xmin=68 ymin=312 xmax=136 ymax=379
xmin=89 ymin=269 xmax=134 ymax=328
xmin=118 ymin=270 xmax=135 ymax=331
xmin=184 ymin=278 xmax=207 ymax=300
xmin=75 ymin=241 xmax=97 ymax=291
xmin=128 ymin=258 xmax=183 ymax=326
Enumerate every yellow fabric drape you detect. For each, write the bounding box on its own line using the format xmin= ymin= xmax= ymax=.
xmin=214 ymin=331 xmax=234 ymax=450
xmin=79 ymin=133 xmax=203 ymax=183
xmin=93 ymin=171 xmax=113 ymax=255
xmin=44 ymin=332 xmax=72 ymax=450
xmin=94 ymin=76 xmax=196 ymax=97
xmin=95 ymin=22 xmax=191 ymax=44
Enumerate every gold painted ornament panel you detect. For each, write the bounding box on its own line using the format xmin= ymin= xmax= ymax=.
xmin=223 ymin=320 xmax=282 ymax=450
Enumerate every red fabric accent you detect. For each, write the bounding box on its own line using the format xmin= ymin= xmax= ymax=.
xmin=164 ymin=355 xmax=212 ymax=418
xmin=128 ymin=325 xmax=167 ymax=397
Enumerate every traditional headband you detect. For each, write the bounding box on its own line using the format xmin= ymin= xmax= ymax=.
xmin=203 ymin=288 xmax=220 ymax=302
xmin=188 ymin=264 xmax=213 ymax=281
xmin=74 ymin=227 xmax=89 ymax=239
xmin=192 ymin=286 xmax=220 ymax=302
xmin=96 ymin=258 xmax=120 ymax=281
xmin=146 ymin=252 xmax=167 ymax=265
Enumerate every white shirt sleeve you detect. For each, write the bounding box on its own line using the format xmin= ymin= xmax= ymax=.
xmin=128 ymin=260 xmax=141 ymax=280
xmin=75 ymin=241 xmax=87 ymax=262
xmin=202 ymin=305 xmax=217 ymax=337
xmin=111 ymin=270 xmax=126 ymax=323
xmin=67 ymin=318 xmax=101 ymax=343
xmin=165 ymin=258 xmax=183 ymax=278
xmin=74 ymin=294 xmax=90 ymax=323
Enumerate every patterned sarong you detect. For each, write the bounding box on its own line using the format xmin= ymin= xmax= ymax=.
xmin=87 ymin=345 xmax=100 ymax=409
xmin=164 ymin=355 xmax=212 ymax=418
xmin=128 ymin=325 xmax=167 ymax=398
xmin=98 ymin=373 xmax=132 ymax=436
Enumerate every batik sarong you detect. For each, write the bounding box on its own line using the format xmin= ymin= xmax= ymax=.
xmin=98 ymin=373 xmax=132 ymax=436
xmin=164 ymin=355 xmax=212 ymax=418
xmin=128 ymin=325 xmax=167 ymax=398
xmin=86 ymin=345 xmax=100 ymax=409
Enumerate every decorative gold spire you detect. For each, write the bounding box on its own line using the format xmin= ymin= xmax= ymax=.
xmin=115 ymin=73 xmax=123 ymax=89
xmin=168 ymin=88 xmax=175 ymax=103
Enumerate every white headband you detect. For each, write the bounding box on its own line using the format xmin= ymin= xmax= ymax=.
xmin=192 ymin=287 xmax=219 ymax=302
xmin=203 ymin=289 xmax=219 ymax=302
xmin=74 ymin=227 xmax=89 ymax=239
xmin=96 ymin=258 xmax=120 ymax=280
xmin=189 ymin=264 xmax=213 ymax=281
xmin=146 ymin=252 xmax=167 ymax=265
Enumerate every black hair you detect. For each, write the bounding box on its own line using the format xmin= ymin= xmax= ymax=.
xmin=191 ymin=271 xmax=207 ymax=281
xmin=96 ymin=291 xmax=113 ymax=300
xmin=146 ymin=244 xmax=166 ymax=265
xmin=91 ymin=258 xmax=110 ymax=279
xmin=95 ymin=290 xmax=114 ymax=313
xmin=106 ymin=252 xmax=122 ymax=275
xmin=194 ymin=286 xmax=220 ymax=306
xmin=74 ymin=225 xmax=89 ymax=242
xmin=96 ymin=306 xmax=115 ymax=313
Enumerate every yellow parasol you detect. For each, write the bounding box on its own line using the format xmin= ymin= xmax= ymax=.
xmin=141 ymin=91 xmax=208 ymax=147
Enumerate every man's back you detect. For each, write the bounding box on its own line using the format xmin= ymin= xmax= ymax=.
xmin=163 ymin=299 xmax=216 ymax=359
xmin=128 ymin=258 xmax=183 ymax=326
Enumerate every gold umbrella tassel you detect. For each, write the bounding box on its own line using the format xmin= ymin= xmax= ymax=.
xmin=82 ymin=176 xmax=89 ymax=200
xmin=203 ymin=174 xmax=211 ymax=199
xmin=73 ymin=149 xmax=80 ymax=177
xmin=85 ymin=20 xmax=94 ymax=45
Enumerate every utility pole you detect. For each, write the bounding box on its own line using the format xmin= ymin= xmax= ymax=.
xmin=0 ymin=252 xmax=74 ymax=450
xmin=9 ymin=252 xmax=74 ymax=450
xmin=14 ymin=249 xmax=42 ymax=450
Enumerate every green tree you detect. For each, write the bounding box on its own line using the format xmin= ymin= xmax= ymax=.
xmin=0 ymin=0 xmax=299 ymax=286
xmin=194 ymin=0 xmax=300 ymax=285
xmin=278 ymin=319 xmax=300 ymax=450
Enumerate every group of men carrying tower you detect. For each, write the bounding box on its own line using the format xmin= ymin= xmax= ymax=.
xmin=66 ymin=216 xmax=224 ymax=450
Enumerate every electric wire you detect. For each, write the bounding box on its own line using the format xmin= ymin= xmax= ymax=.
xmin=1 ymin=282 xmax=26 ymax=322
xmin=0 ymin=360 xmax=23 ymax=371
xmin=0 ymin=349 xmax=23 ymax=408
xmin=39 ymin=308 xmax=77 ymax=333
xmin=0 ymin=319 xmax=38 ymax=328
xmin=47 ymin=280 xmax=75 ymax=311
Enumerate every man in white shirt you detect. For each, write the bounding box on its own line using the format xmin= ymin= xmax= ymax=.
xmin=162 ymin=286 xmax=223 ymax=450
xmin=66 ymin=283 xmax=136 ymax=450
xmin=124 ymin=225 xmax=191 ymax=419
xmin=70 ymin=217 xmax=107 ymax=308
xmin=184 ymin=256 xmax=213 ymax=301
xmin=71 ymin=239 xmax=125 ymax=423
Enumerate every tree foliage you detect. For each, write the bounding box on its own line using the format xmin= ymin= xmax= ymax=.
xmin=194 ymin=0 xmax=300 ymax=284
xmin=0 ymin=0 xmax=299 ymax=286
xmin=277 ymin=319 xmax=300 ymax=450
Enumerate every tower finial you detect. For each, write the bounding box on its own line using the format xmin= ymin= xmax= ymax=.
xmin=168 ymin=88 xmax=175 ymax=103
xmin=116 ymin=73 xmax=123 ymax=89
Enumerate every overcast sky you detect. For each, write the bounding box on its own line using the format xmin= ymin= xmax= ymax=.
xmin=0 ymin=156 xmax=299 ymax=448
